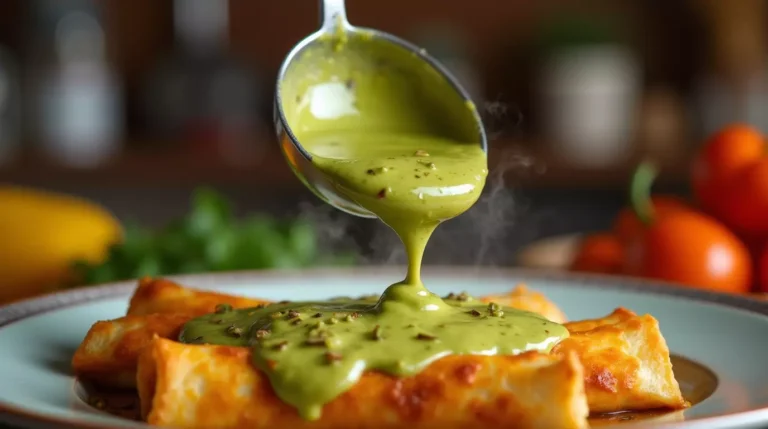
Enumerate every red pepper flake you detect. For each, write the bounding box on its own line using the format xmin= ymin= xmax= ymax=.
xmin=377 ymin=189 xmax=387 ymax=199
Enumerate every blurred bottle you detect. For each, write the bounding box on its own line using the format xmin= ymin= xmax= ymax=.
xmin=534 ymin=15 xmax=642 ymax=169
xmin=26 ymin=0 xmax=123 ymax=168
xmin=0 ymin=46 xmax=21 ymax=166
xmin=142 ymin=0 xmax=267 ymax=165
xmin=691 ymin=0 xmax=768 ymax=139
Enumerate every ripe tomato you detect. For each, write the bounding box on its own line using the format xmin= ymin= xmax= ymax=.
xmin=570 ymin=233 xmax=624 ymax=275
xmin=719 ymin=158 xmax=768 ymax=237
xmin=623 ymin=210 xmax=752 ymax=294
xmin=691 ymin=124 xmax=764 ymax=221
xmin=760 ymin=243 xmax=768 ymax=293
xmin=612 ymin=196 xmax=688 ymax=243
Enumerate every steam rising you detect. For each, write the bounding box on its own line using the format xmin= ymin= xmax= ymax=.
xmin=301 ymin=99 xmax=542 ymax=268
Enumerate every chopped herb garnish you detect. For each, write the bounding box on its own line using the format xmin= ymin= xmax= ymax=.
xmin=214 ymin=303 xmax=233 ymax=314
xmin=325 ymin=351 xmax=343 ymax=364
xmin=488 ymin=302 xmax=504 ymax=317
xmin=372 ymin=325 xmax=382 ymax=340
xmin=226 ymin=326 xmax=243 ymax=338
xmin=254 ymin=329 xmax=271 ymax=340
xmin=418 ymin=159 xmax=436 ymax=169
xmin=308 ymin=327 xmax=327 ymax=338
xmin=444 ymin=291 xmax=470 ymax=301
xmin=305 ymin=336 xmax=327 ymax=346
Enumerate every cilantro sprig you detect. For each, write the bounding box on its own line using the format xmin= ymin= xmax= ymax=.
xmin=71 ymin=188 xmax=356 ymax=286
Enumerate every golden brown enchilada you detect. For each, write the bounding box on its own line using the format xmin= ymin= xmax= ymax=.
xmin=73 ymin=278 xmax=687 ymax=428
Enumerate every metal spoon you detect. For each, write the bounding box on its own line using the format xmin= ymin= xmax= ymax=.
xmin=274 ymin=0 xmax=487 ymax=218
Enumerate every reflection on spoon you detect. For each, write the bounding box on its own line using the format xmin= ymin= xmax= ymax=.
xmin=411 ymin=184 xmax=476 ymax=197
xmin=306 ymin=81 xmax=358 ymax=120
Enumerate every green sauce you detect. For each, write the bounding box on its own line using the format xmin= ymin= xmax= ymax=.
xmin=181 ymin=296 xmax=565 ymax=420
xmin=180 ymin=31 xmax=569 ymax=420
xmin=306 ymin=131 xmax=488 ymax=286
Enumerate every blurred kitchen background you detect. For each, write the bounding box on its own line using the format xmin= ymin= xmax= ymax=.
xmin=2 ymin=0 xmax=767 ymax=295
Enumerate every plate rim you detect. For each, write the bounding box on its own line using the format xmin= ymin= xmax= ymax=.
xmin=0 ymin=266 xmax=767 ymax=429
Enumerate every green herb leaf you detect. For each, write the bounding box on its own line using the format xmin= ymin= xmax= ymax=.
xmin=68 ymin=189 xmax=357 ymax=286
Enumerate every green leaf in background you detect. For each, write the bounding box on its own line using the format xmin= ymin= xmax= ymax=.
xmin=70 ymin=188 xmax=357 ymax=286
xmin=186 ymin=187 xmax=232 ymax=238
xmin=286 ymin=221 xmax=318 ymax=266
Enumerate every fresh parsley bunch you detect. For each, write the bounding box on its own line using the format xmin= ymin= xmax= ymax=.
xmin=72 ymin=188 xmax=356 ymax=285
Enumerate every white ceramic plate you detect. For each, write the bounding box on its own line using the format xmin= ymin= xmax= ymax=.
xmin=0 ymin=267 xmax=767 ymax=429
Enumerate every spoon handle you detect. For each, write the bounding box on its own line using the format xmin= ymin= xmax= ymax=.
xmin=319 ymin=0 xmax=349 ymax=31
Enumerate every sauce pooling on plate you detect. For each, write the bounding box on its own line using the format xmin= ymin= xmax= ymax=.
xmin=180 ymin=36 xmax=569 ymax=420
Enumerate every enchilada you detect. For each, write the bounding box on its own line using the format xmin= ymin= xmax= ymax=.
xmin=552 ymin=308 xmax=687 ymax=413
xmin=75 ymin=281 xmax=568 ymax=390
xmin=127 ymin=278 xmax=270 ymax=317
xmin=73 ymin=278 xmax=688 ymax=427
xmin=137 ymin=337 xmax=589 ymax=429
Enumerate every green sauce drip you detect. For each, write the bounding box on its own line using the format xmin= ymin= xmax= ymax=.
xmin=180 ymin=295 xmax=568 ymax=420
xmin=180 ymin=32 xmax=569 ymax=420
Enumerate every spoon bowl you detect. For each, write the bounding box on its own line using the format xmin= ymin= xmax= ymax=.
xmin=275 ymin=0 xmax=487 ymax=217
